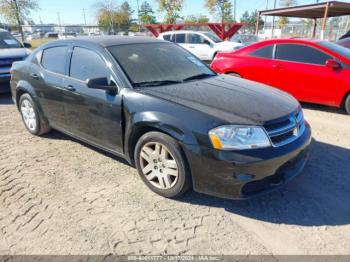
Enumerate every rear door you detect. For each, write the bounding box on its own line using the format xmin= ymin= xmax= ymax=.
xmin=63 ymin=45 xmax=123 ymax=153
xmin=271 ymin=43 xmax=337 ymax=104
xmin=30 ymin=45 xmax=69 ymax=128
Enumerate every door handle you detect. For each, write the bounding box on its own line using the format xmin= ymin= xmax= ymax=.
xmin=64 ymin=85 xmax=76 ymax=92
xmin=30 ymin=73 xmax=39 ymax=80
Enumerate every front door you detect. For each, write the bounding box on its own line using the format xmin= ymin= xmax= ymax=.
xmin=271 ymin=43 xmax=339 ymax=105
xmin=185 ymin=33 xmax=212 ymax=60
xmin=63 ymin=46 xmax=123 ymax=153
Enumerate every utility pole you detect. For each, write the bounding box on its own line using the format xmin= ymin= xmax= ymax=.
xmin=264 ymin=0 xmax=269 ymax=32
xmin=233 ymin=0 xmax=237 ymax=22
xmin=136 ymin=0 xmax=141 ymax=32
xmin=271 ymin=0 xmax=277 ymax=38
xmin=83 ymin=8 xmax=87 ymax=26
xmin=13 ymin=0 xmax=25 ymax=42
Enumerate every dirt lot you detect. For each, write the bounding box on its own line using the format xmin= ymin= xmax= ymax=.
xmin=0 ymin=93 xmax=349 ymax=255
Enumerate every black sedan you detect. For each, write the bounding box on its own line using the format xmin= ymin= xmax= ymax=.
xmin=10 ymin=36 xmax=311 ymax=199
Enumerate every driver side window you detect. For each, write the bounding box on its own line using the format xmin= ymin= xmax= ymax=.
xmin=70 ymin=47 xmax=109 ymax=82
xmin=187 ymin=34 xmax=205 ymax=44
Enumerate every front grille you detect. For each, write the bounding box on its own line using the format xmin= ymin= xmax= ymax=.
xmin=264 ymin=110 xmax=305 ymax=147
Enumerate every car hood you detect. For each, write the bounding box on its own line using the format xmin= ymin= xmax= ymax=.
xmin=0 ymin=48 xmax=29 ymax=59
xmin=138 ymin=75 xmax=299 ymax=125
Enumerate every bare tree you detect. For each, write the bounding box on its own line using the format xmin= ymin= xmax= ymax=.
xmin=0 ymin=0 xmax=39 ymax=42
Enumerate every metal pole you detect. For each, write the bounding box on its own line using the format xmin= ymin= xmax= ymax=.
xmin=83 ymin=8 xmax=87 ymax=26
xmin=234 ymin=0 xmax=237 ymax=22
xmin=312 ymin=18 xmax=317 ymax=38
xmin=271 ymin=0 xmax=277 ymax=38
xmin=136 ymin=0 xmax=141 ymax=32
xmin=255 ymin=11 xmax=261 ymax=35
xmin=321 ymin=1 xmax=330 ymax=40
xmin=264 ymin=0 xmax=269 ymax=30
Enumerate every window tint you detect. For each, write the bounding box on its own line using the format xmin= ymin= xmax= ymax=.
xmin=175 ymin=34 xmax=185 ymax=44
xmin=41 ymin=46 xmax=68 ymax=74
xmin=163 ymin=34 xmax=171 ymax=41
xmin=187 ymin=34 xmax=205 ymax=44
xmin=250 ymin=45 xmax=273 ymax=59
xmin=70 ymin=47 xmax=109 ymax=81
xmin=276 ymin=44 xmax=331 ymax=65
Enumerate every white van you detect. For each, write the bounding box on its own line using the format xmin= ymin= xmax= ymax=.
xmin=158 ymin=30 xmax=243 ymax=61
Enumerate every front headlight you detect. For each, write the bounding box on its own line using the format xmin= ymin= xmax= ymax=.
xmin=208 ymin=125 xmax=271 ymax=150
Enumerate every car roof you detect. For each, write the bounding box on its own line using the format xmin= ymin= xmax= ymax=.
xmin=47 ymin=36 xmax=164 ymax=48
xmin=258 ymin=38 xmax=321 ymax=45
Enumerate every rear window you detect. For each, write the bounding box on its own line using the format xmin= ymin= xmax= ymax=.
xmin=0 ymin=31 xmax=22 ymax=49
xmin=41 ymin=46 xmax=68 ymax=75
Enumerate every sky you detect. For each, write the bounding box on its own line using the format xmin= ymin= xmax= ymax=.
xmin=16 ymin=0 xmax=350 ymax=25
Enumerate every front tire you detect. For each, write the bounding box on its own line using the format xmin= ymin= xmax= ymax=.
xmin=134 ymin=132 xmax=191 ymax=198
xmin=345 ymin=94 xmax=350 ymax=115
xmin=19 ymin=93 xmax=51 ymax=135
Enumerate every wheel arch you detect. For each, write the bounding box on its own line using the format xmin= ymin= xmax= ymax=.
xmin=340 ymin=89 xmax=350 ymax=109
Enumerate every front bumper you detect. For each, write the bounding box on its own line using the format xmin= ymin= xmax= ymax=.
xmin=182 ymin=123 xmax=312 ymax=199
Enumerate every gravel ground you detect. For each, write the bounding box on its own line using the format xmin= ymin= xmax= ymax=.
xmin=0 ymin=93 xmax=349 ymax=255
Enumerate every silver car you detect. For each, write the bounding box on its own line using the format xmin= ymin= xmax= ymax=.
xmin=0 ymin=29 xmax=31 ymax=93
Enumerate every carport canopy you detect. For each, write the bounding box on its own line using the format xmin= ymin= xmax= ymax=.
xmin=255 ymin=1 xmax=350 ymax=38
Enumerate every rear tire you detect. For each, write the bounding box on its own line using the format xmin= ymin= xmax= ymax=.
xmin=19 ymin=93 xmax=51 ymax=135
xmin=134 ymin=131 xmax=191 ymax=198
xmin=345 ymin=94 xmax=350 ymax=115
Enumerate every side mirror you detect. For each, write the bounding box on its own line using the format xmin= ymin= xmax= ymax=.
xmin=326 ymin=59 xmax=341 ymax=70
xmin=203 ymin=39 xmax=211 ymax=46
xmin=87 ymin=77 xmax=118 ymax=95
xmin=23 ymin=42 xmax=32 ymax=48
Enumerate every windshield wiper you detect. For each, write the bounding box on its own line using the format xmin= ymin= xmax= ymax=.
xmin=182 ymin=73 xmax=216 ymax=82
xmin=133 ymin=80 xmax=182 ymax=87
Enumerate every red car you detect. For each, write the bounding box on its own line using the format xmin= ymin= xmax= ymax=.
xmin=211 ymin=38 xmax=350 ymax=114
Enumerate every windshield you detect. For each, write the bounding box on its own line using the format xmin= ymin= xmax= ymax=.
xmin=0 ymin=32 xmax=23 ymax=49
xmin=203 ymin=32 xmax=222 ymax=43
xmin=108 ymin=42 xmax=216 ymax=87
xmin=318 ymin=41 xmax=350 ymax=59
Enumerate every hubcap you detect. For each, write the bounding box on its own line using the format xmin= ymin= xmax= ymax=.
xmin=139 ymin=142 xmax=179 ymax=189
xmin=21 ymin=99 xmax=37 ymax=131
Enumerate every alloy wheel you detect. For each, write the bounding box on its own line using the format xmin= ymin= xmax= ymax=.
xmin=139 ymin=142 xmax=179 ymax=189
xmin=21 ymin=99 xmax=37 ymax=132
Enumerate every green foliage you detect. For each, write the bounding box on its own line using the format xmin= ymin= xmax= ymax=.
xmin=205 ymin=0 xmax=233 ymax=23
xmin=184 ymin=14 xmax=209 ymax=23
xmin=139 ymin=1 xmax=156 ymax=24
xmin=240 ymin=10 xmax=264 ymax=29
xmin=95 ymin=0 xmax=135 ymax=33
xmin=0 ymin=0 xmax=39 ymax=24
xmin=278 ymin=0 xmax=298 ymax=28
xmin=156 ymin=0 xmax=184 ymax=24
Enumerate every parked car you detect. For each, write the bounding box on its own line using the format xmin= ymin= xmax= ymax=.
xmin=10 ymin=36 xmax=311 ymax=199
xmin=231 ymin=33 xmax=259 ymax=46
xmin=58 ymin=32 xmax=77 ymax=39
xmin=0 ymin=29 xmax=31 ymax=93
xmin=337 ymin=37 xmax=350 ymax=49
xmin=44 ymin=32 xmax=59 ymax=38
xmin=211 ymin=38 xmax=350 ymax=115
xmin=158 ymin=30 xmax=243 ymax=61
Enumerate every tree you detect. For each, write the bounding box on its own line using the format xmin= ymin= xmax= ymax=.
xmin=205 ymin=0 xmax=233 ymax=23
xmin=95 ymin=0 xmax=134 ymax=34
xmin=139 ymin=1 xmax=156 ymax=24
xmin=240 ymin=10 xmax=264 ymax=32
xmin=0 ymin=0 xmax=39 ymax=42
xmin=184 ymin=14 xmax=209 ymax=23
xmin=278 ymin=0 xmax=297 ymax=28
xmin=156 ymin=0 xmax=184 ymax=24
